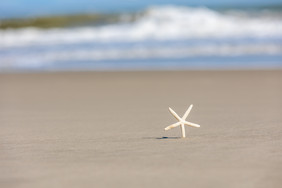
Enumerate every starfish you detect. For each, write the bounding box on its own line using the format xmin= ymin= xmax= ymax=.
xmin=164 ymin=104 xmax=200 ymax=138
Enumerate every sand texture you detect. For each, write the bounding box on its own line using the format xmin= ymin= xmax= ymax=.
xmin=1 ymin=71 xmax=282 ymax=188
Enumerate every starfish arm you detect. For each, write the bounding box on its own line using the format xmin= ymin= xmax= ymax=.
xmin=180 ymin=123 xmax=186 ymax=138
xmin=184 ymin=121 xmax=200 ymax=128
xmin=182 ymin=104 xmax=193 ymax=120
xmin=164 ymin=122 xmax=181 ymax=130
xmin=168 ymin=107 xmax=182 ymax=121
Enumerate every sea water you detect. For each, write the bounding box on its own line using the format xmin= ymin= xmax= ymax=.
xmin=0 ymin=5 xmax=282 ymax=71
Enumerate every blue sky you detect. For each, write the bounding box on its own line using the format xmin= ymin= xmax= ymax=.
xmin=1 ymin=0 xmax=281 ymax=18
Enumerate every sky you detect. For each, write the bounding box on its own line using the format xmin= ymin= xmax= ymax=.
xmin=0 ymin=0 xmax=282 ymax=18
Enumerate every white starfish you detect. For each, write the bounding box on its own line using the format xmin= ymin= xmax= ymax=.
xmin=165 ymin=104 xmax=200 ymax=138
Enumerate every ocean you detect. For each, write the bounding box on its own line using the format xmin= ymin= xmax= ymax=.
xmin=0 ymin=4 xmax=282 ymax=72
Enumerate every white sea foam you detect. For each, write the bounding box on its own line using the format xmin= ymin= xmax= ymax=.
xmin=0 ymin=6 xmax=282 ymax=48
xmin=1 ymin=43 xmax=281 ymax=69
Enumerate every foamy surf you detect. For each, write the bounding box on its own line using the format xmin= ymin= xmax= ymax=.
xmin=0 ymin=6 xmax=282 ymax=71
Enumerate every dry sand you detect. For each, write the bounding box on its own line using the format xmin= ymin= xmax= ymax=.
xmin=0 ymin=70 xmax=282 ymax=188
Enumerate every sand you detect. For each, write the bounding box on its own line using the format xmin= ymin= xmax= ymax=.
xmin=1 ymin=70 xmax=282 ymax=188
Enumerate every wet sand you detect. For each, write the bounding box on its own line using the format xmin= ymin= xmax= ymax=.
xmin=1 ymin=70 xmax=282 ymax=188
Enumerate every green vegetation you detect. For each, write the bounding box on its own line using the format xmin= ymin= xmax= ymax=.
xmin=0 ymin=14 xmax=120 ymax=29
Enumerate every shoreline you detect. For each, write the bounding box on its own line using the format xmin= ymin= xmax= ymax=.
xmin=1 ymin=67 xmax=282 ymax=75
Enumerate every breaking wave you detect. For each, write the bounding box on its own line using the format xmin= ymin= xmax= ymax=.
xmin=1 ymin=6 xmax=282 ymax=47
xmin=0 ymin=6 xmax=282 ymax=70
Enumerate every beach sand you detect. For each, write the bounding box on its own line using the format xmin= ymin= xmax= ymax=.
xmin=1 ymin=70 xmax=282 ymax=188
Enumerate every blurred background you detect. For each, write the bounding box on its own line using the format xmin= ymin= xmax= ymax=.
xmin=0 ymin=0 xmax=282 ymax=72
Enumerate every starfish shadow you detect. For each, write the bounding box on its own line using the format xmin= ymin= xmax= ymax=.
xmin=157 ymin=136 xmax=181 ymax=139
xmin=143 ymin=136 xmax=181 ymax=139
